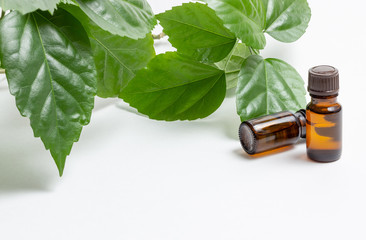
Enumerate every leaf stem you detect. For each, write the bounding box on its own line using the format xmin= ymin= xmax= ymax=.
xmin=152 ymin=32 xmax=166 ymax=40
xmin=1 ymin=10 xmax=6 ymax=19
xmin=224 ymin=39 xmax=239 ymax=69
xmin=249 ymin=47 xmax=260 ymax=55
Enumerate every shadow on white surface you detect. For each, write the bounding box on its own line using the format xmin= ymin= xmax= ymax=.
xmin=0 ymin=98 xmax=120 ymax=196
xmin=93 ymin=97 xmax=119 ymax=112
xmin=0 ymin=115 xmax=58 ymax=195
xmin=0 ymin=151 xmax=57 ymax=195
xmin=233 ymin=146 xmax=296 ymax=160
xmin=0 ymin=75 xmax=7 ymax=91
xmin=153 ymin=39 xmax=170 ymax=47
xmin=114 ymin=93 xmax=241 ymax=141
xmin=291 ymin=152 xmax=316 ymax=164
xmin=232 ymin=139 xmax=311 ymax=163
xmin=0 ymin=79 xmax=241 ymax=195
xmin=0 ymin=77 xmax=58 ymax=195
xmin=0 ymin=84 xmax=7 ymax=91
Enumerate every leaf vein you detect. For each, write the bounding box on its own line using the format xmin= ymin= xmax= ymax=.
xmin=159 ymin=16 xmax=235 ymax=39
xmin=126 ymin=72 xmax=223 ymax=95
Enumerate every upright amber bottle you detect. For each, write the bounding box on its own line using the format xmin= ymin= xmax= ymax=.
xmin=307 ymin=66 xmax=342 ymax=162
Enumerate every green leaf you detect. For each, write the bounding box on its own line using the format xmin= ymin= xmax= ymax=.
xmin=0 ymin=0 xmax=60 ymax=14
xmin=263 ymin=0 xmax=311 ymax=42
xmin=0 ymin=9 xmax=97 ymax=176
xmin=215 ymin=43 xmax=251 ymax=89
xmin=157 ymin=2 xmax=236 ymax=63
xmin=236 ymin=55 xmax=306 ymax=121
xmin=203 ymin=0 xmax=266 ymax=49
xmin=59 ymin=0 xmax=77 ymax=5
xmin=120 ymin=52 xmax=226 ymax=121
xmin=62 ymin=4 xmax=155 ymax=98
xmin=75 ymin=0 xmax=156 ymax=39
xmin=92 ymin=34 xmax=155 ymax=97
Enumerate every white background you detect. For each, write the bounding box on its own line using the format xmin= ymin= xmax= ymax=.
xmin=1 ymin=0 xmax=365 ymax=239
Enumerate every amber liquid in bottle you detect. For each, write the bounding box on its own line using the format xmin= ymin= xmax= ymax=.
xmin=239 ymin=110 xmax=306 ymax=155
xmin=306 ymin=95 xmax=342 ymax=162
xmin=306 ymin=65 xmax=342 ymax=162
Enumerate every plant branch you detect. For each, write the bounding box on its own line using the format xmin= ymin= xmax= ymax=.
xmin=224 ymin=39 xmax=239 ymax=69
xmin=249 ymin=47 xmax=254 ymax=55
xmin=152 ymin=32 xmax=166 ymax=40
xmin=1 ymin=10 xmax=5 ymax=19
xmin=249 ymin=47 xmax=260 ymax=55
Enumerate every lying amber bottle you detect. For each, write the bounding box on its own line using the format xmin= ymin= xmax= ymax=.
xmin=239 ymin=110 xmax=306 ymax=155
xmin=307 ymin=66 xmax=342 ymax=162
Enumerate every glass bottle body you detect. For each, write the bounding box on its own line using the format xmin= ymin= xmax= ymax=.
xmin=306 ymin=95 xmax=342 ymax=162
xmin=239 ymin=110 xmax=306 ymax=155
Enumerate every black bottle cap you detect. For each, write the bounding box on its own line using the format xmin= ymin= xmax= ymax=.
xmin=308 ymin=65 xmax=339 ymax=96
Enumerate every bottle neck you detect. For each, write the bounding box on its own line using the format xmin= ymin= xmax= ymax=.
xmin=310 ymin=94 xmax=338 ymax=104
xmin=295 ymin=109 xmax=306 ymax=139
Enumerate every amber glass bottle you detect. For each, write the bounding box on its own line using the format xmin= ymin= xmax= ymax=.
xmin=307 ymin=66 xmax=342 ymax=162
xmin=239 ymin=110 xmax=306 ymax=155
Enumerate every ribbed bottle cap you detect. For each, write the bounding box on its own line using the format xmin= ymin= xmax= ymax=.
xmin=308 ymin=65 xmax=339 ymax=96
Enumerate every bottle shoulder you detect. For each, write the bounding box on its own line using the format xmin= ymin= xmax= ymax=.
xmin=307 ymin=101 xmax=342 ymax=114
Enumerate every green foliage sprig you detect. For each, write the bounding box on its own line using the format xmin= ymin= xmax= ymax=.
xmin=140 ymin=0 xmax=311 ymax=122
xmin=0 ymin=0 xmax=311 ymax=175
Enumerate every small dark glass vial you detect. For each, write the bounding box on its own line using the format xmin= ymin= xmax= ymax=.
xmin=239 ymin=110 xmax=306 ymax=155
xmin=307 ymin=66 xmax=342 ymax=162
